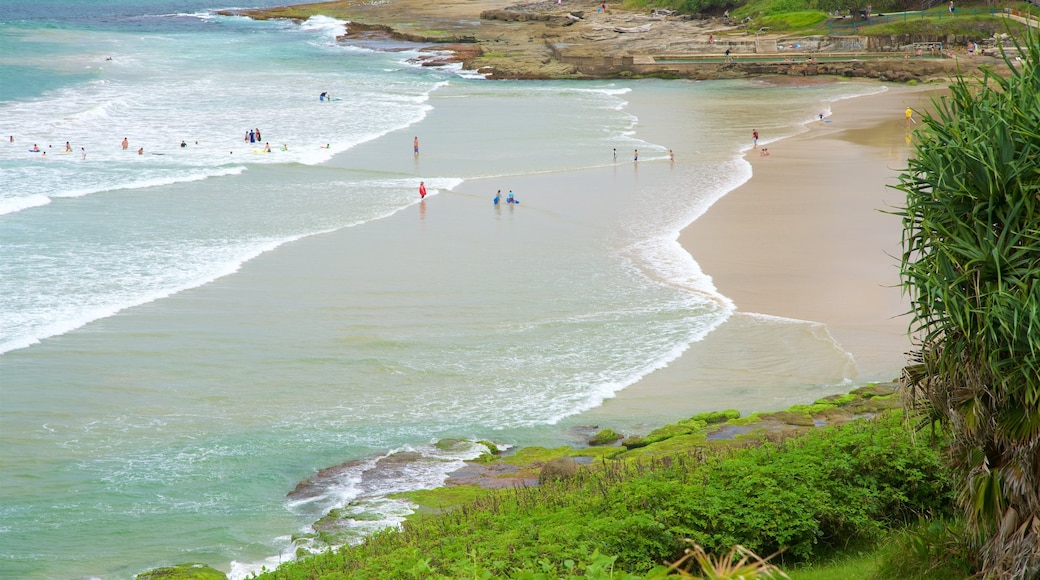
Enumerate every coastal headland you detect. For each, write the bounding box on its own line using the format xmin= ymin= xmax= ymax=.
xmin=222 ymin=0 xmax=1004 ymax=81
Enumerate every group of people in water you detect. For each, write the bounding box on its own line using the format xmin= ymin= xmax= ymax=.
xmin=22 ymin=138 xmax=87 ymax=160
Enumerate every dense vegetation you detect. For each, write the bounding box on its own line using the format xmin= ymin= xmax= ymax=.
xmin=253 ymin=411 xmax=956 ymax=579
xmin=895 ymin=31 xmax=1040 ymax=579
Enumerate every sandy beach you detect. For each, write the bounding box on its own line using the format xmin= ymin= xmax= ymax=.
xmin=576 ymin=84 xmax=944 ymax=427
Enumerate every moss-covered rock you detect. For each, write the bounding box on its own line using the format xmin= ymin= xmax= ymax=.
xmin=588 ymin=428 xmax=622 ymax=446
xmin=136 ymin=563 xmax=226 ymax=580
xmin=680 ymin=409 xmax=740 ymax=425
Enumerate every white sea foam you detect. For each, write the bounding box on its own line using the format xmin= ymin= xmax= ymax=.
xmin=0 ymin=194 xmax=51 ymax=215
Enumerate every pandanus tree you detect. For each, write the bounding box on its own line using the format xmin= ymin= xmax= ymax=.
xmin=894 ymin=33 xmax=1040 ymax=579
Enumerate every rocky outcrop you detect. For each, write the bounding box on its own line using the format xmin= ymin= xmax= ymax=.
xmin=539 ymin=457 xmax=579 ymax=483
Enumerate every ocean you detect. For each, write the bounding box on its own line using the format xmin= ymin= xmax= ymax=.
xmin=0 ymin=1 xmax=890 ymax=577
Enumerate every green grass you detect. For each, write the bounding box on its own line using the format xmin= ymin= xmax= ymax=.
xmin=786 ymin=552 xmax=879 ymax=580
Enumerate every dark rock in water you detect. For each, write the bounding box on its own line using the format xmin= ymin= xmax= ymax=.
xmin=135 ymin=562 xmax=226 ymax=579
xmin=376 ymin=451 xmax=423 ymax=464
xmin=539 ymin=457 xmax=578 ymax=483
xmin=287 ymin=458 xmax=365 ymax=500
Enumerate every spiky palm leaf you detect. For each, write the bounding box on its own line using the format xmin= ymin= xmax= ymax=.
xmin=894 ymin=29 xmax=1040 ymax=579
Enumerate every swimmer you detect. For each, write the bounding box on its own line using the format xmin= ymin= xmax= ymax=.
xmin=180 ymin=140 xmax=187 ymax=148
xmin=81 ymin=147 xmax=86 ymax=160
xmin=65 ymin=141 xmax=72 ymax=152
xmin=264 ymin=142 xmax=271 ymax=153
xmin=122 ymin=137 xmax=129 ymax=150
xmin=281 ymin=144 xmax=288 ymax=151
xmin=137 ymin=147 xmax=143 ymax=155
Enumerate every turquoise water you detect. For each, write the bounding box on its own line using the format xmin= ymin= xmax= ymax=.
xmin=0 ymin=2 xmax=888 ymax=578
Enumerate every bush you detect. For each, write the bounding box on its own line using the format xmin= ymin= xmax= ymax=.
xmin=257 ymin=412 xmax=954 ymax=578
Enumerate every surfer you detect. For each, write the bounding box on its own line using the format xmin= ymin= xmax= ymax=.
xmin=419 ymin=181 xmax=427 ymax=199
xmin=507 ymin=191 xmax=518 ymax=204
xmin=281 ymin=144 xmax=288 ymax=151
xmin=65 ymin=141 xmax=72 ymax=152
xmin=319 ymin=91 xmax=327 ymax=101
xmin=121 ymin=137 xmax=128 ymax=150
xmin=264 ymin=142 xmax=271 ymax=153
xmin=493 ymin=190 xmax=501 ymax=205
xmin=31 ymin=144 xmax=40 ymax=152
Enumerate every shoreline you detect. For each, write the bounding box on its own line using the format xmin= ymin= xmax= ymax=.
xmin=573 ymin=83 xmax=942 ymax=427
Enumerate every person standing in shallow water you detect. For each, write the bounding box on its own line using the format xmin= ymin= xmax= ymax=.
xmin=419 ymin=181 xmax=427 ymax=199
xmin=633 ymin=149 xmax=638 ymax=162
xmin=752 ymin=129 xmax=759 ymax=149
xmin=413 ymin=136 xmax=419 ymax=155
xmin=121 ymin=137 xmax=128 ymax=150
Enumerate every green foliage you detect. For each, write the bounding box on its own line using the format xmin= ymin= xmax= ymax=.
xmin=894 ymin=29 xmax=1040 ymax=579
xmin=256 ymin=412 xmax=954 ymax=579
xmin=872 ymin=517 xmax=977 ymax=579
xmin=858 ymin=12 xmax=1030 ymax=37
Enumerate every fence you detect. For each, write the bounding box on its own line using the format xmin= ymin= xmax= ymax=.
xmin=827 ymin=7 xmax=1030 ymax=34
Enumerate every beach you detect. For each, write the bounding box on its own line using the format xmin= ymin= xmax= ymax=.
xmin=574 ymin=83 xmax=941 ymax=429
xmin=0 ymin=3 xmax=952 ymax=574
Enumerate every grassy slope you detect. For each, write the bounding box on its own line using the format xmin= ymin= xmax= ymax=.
xmin=255 ymin=385 xmax=966 ymax=579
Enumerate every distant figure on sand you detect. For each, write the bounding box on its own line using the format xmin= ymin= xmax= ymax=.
xmin=493 ymin=190 xmax=501 ymax=205
xmin=419 ymin=181 xmax=427 ymax=199
xmin=413 ymin=136 xmax=419 ymax=155
xmin=121 ymin=137 xmax=129 ymax=150
xmin=752 ymin=129 xmax=759 ymax=148
xmin=760 ymin=148 xmax=769 ymax=157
